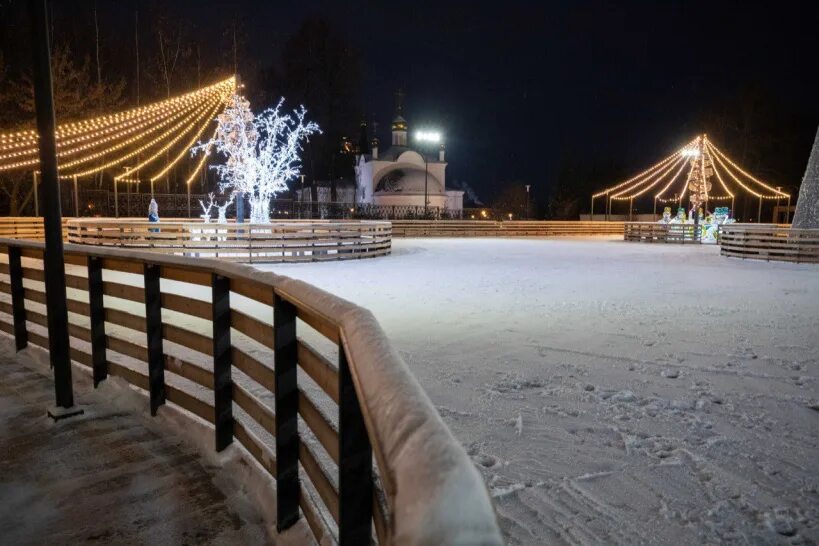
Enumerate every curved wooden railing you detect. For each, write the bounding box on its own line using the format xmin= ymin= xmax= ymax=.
xmin=391 ymin=220 xmax=624 ymax=237
xmin=0 ymin=238 xmax=502 ymax=545
xmin=719 ymin=224 xmax=819 ymax=264
xmin=623 ymin=222 xmax=702 ymax=243
xmin=65 ymin=218 xmax=392 ymax=263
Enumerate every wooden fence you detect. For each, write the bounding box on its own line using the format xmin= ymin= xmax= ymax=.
xmin=63 ymin=219 xmax=392 ymax=263
xmin=390 ymin=220 xmax=624 ymax=237
xmin=719 ymin=224 xmax=819 ymax=264
xmin=0 ymin=238 xmax=502 ymax=544
xmin=623 ymin=222 xmax=702 ymax=243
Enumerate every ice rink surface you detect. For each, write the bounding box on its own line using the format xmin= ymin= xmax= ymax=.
xmin=257 ymin=237 xmax=819 ymax=545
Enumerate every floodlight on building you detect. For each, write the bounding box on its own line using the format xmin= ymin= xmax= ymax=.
xmin=415 ymin=131 xmax=441 ymax=143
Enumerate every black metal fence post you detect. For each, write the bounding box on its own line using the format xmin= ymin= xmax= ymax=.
xmin=338 ymin=344 xmax=373 ymax=545
xmin=8 ymin=246 xmax=28 ymax=351
xmin=87 ymin=256 xmax=106 ymax=387
xmin=212 ymin=273 xmax=233 ymax=451
xmin=144 ymin=263 xmax=165 ymax=415
xmin=30 ymin=0 xmax=73 ymax=408
xmin=273 ymin=292 xmax=299 ymax=531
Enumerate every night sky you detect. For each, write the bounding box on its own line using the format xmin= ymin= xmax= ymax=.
xmin=8 ymin=0 xmax=819 ymax=204
xmin=200 ymin=0 xmax=819 ymax=202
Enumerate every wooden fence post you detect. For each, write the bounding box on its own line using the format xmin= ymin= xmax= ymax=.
xmin=338 ymin=343 xmax=373 ymax=545
xmin=144 ymin=263 xmax=165 ymax=415
xmin=274 ymin=292 xmax=299 ymax=531
xmin=8 ymin=245 xmax=28 ymax=351
xmin=212 ymin=273 xmax=233 ymax=451
xmin=87 ymin=255 xmax=107 ymax=386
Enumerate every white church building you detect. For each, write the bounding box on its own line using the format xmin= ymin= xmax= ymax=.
xmin=354 ymin=104 xmax=463 ymax=212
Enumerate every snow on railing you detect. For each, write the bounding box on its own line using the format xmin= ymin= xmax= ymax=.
xmin=0 ymin=237 xmax=502 ymax=545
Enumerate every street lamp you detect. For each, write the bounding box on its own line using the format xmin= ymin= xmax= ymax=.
xmin=525 ymin=185 xmax=531 ymax=219
xmin=415 ymin=130 xmax=442 ymax=216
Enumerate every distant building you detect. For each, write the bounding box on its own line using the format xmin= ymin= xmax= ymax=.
xmin=354 ymin=98 xmax=463 ymax=212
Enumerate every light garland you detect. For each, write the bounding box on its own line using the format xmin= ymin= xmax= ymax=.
xmin=67 ymin=97 xmax=222 ymax=178
xmin=594 ymin=134 xmax=789 ymax=208
xmin=591 ymin=137 xmax=696 ymax=198
xmin=705 ymin=139 xmax=788 ymax=197
xmin=0 ymin=87 xmax=221 ymax=159
xmin=705 ymin=144 xmax=734 ymax=198
xmin=706 ymin=141 xmax=762 ymax=198
xmin=0 ymin=77 xmax=235 ymax=174
xmin=148 ymin=102 xmax=225 ymax=182
xmin=610 ymin=154 xmax=686 ymax=199
xmin=185 ymin=126 xmax=218 ymax=185
xmin=654 ymin=155 xmax=691 ymax=199
xmin=0 ymin=77 xmax=234 ymax=145
xmin=115 ymin=99 xmax=225 ymax=181
xmin=0 ymin=98 xmax=213 ymax=171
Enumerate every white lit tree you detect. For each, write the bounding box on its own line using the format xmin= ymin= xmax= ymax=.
xmin=192 ymin=94 xmax=320 ymax=224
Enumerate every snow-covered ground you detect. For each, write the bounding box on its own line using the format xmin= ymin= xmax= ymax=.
xmin=257 ymin=237 xmax=819 ymax=545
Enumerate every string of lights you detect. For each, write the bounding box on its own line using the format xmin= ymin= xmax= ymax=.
xmin=62 ymin=97 xmax=222 ymax=177
xmin=0 ymin=98 xmax=215 ymax=171
xmin=593 ymin=134 xmax=788 ymax=210
xmin=0 ymin=77 xmax=234 ymax=147
xmin=610 ymin=154 xmax=686 ymax=200
xmin=591 ymin=138 xmax=695 ymax=198
xmin=705 ymin=139 xmax=789 ymax=197
xmin=0 ymin=77 xmax=234 ymax=176
xmin=704 ymin=143 xmax=734 ymax=198
xmin=185 ymin=126 xmax=219 ymax=185
xmin=654 ymin=154 xmax=691 ymax=200
xmin=148 ymin=102 xmax=225 ymax=182
xmin=115 ymin=99 xmax=225 ymax=181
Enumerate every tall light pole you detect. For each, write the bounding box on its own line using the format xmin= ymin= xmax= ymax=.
xmin=415 ymin=130 xmax=442 ymax=216
xmin=29 ymin=0 xmax=75 ymax=412
xmin=525 ymin=185 xmax=531 ymax=219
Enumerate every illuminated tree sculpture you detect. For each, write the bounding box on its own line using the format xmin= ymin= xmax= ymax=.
xmin=193 ymin=94 xmax=320 ymax=224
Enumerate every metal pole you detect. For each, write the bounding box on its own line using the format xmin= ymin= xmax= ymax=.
xmin=29 ymin=0 xmax=73 ymax=408
xmin=73 ymin=175 xmax=79 ymax=217
xmin=590 ymin=196 xmax=594 ymax=220
xmin=33 ymin=172 xmax=39 ymax=216
xmin=653 ymin=197 xmax=657 ymax=217
xmin=424 ymin=156 xmax=428 ymax=216
xmin=114 ymin=178 xmax=119 ymax=218
xmin=187 ymin=183 xmax=191 ymax=218
xmin=731 ymin=197 xmax=735 ymax=219
xmin=629 ymin=197 xmax=633 ymax=221
xmin=757 ymin=197 xmax=762 ymax=223
xmin=786 ymin=196 xmax=791 ymax=224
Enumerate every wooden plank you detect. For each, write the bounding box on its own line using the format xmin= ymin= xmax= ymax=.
xmin=231 ymin=347 xmax=275 ymax=392
xmin=106 ymin=335 xmax=148 ymax=361
xmin=234 ymin=419 xmax=277 ymax=477
xmin=231 ymin=309 xmax=274 ymax=349
xmin=108 ymin=361 xmax=150 ymax=390
xmin=297 ymin=339 xmax=339 ymax=404
xmin=299 ymin=491 xmax=332 ymax=546
xmin=165 ymin=384 xmax=215 ymax=423
xmin=233 ymin=383 xmax=276 ymax=436
xmin=162 ymin=292 xmax=212 ymax=320
xmin=298 ymin=389 xmax=339 ymax=464
xmin=299 ymin=442 xmax=340 ymax=523
xmin=101 ymin=257 xmax=143 ymax=275
xmin=161 ymin=265 xmax=212 ymax=287
xmin=231 ymin=280 xmax=274 ymax=305
xmin=103 ymin=280 xmax=145 ymax=303
xmin=105 ymin=308 xmax=146 ymax=332
xmin=163 ymin=323 xmax=213 ymax=356
xmin=164 ymin=355 xmax=213 ymax=389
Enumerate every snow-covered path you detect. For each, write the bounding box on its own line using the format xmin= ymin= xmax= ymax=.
xmin=257 ymin=237 xmax=819 ymax=545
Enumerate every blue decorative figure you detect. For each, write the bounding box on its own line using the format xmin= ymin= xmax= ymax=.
xmin=148 ymin=198 xmax=160 ymax=233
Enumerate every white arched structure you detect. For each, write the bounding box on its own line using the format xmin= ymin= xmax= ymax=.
xmin=355 ymin=128 xmax=463 ymax=212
